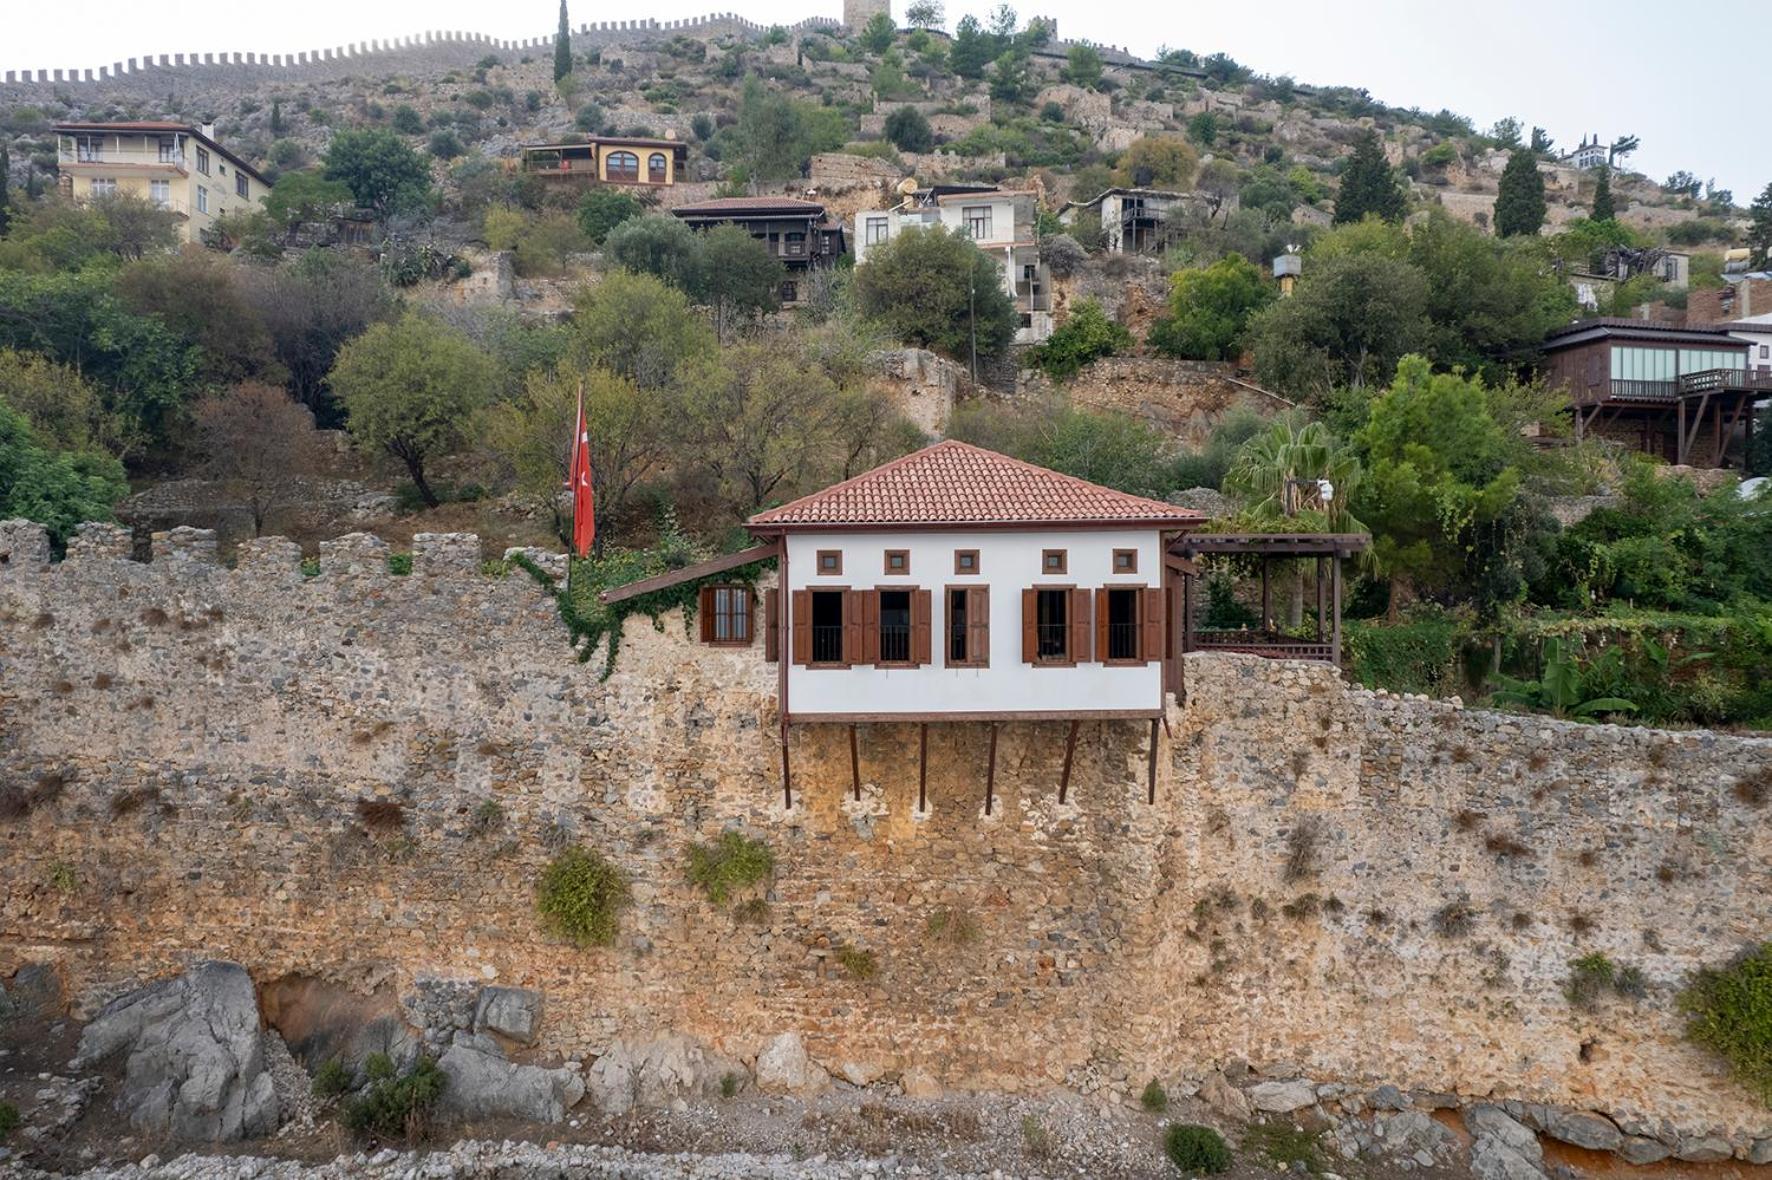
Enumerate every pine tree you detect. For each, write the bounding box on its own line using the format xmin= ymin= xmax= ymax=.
xmin=554 ymin=0 xmax=573 ymax=84
xmin=1333 ymin=130 xmax=1407 ymax=225
xmin=1591 ymin=166 xmax=1616 ymax=222
xmin=1494 ymin=149 xmax=1546 ymax=238
xmin=270 ymin=99 xmax=283 ymax=137
xmin=1749 ymin=182 xmax=1772 ymax=268
xmin=0 ymin=144 xmax=11 ymax=238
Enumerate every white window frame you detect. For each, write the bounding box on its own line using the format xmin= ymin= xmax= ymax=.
xmin=89 ymin=177 xmax=118 ymax=197
xmin=196 ymin=185 xmax=209 ymax=214
xmin=865 ymin=217 xmax=890 ymax=246
xmin=149 ymin=179 xmax=171 ymax=207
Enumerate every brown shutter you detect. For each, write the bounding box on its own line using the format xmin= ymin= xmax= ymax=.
xmin=843 ymin=589 xmax=866 ymax=666
xmin=912 ymin=588 xmax=932 ymax=666
xmin=861 ymin=590 xmax=880 ymax=663
xmin=699 ymin=586 xmax=715 ymax=643
xmin=1070 ymin=588 xmax=1093 ymax=663
xmin=1141 ymin=586 xmax=1166 ymax=662
xmin=764 ymin=588 xmax=780 ymax=661
xmin=968 ymin=587 xmax=990 ymax=668
xmin=1095 ymin=587 xmax=1110 ymax=660
xmin=791 ymin=589 xmax=811 ymax=666
xmin=738 ymin=588 xmax=755 ymax=647
xmin=1021 ymin=588 xmax=1038 ymax=663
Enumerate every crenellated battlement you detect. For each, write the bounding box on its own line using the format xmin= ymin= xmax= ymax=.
xmin=0 ymin=14 xmax=844 ymax=90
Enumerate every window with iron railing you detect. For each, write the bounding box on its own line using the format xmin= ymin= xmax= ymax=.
xmin=810 ymin=589 xmax=845 ymax=664
xmin=785 ymin=232 xmax=806 ymax=256
xmin=1036 ymin=588 xmax=1068 ymax=661
xmin=877 ymin=589 xmax=912 ymax=663
xmin=1104 ymin=586 xmax=1141 ymax=662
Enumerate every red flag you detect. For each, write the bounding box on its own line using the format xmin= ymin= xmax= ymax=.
xmin=567 ymin=383 xmax=595 ymax=558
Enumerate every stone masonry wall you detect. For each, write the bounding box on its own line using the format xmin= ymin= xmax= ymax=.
xmin=1 ymin=519 xmax=1769 ymax=1146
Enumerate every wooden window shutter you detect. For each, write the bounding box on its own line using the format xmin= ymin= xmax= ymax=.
xmin=1141 ymin=586 xmax=1166 ymax=662
xmin=699 ymin=586 xmax=716 ymax=643
xmin=1094 ymin=587 xmax=1110 ymax=660
xmin=911 ymin=588 xmax=932 ymax=666
xmin=967 ymin=587 xmax=990 ymax=667
xmin=764 ymin=588 xmax=780 ymax=661
xmin=843 ymin=589 xmax=867 ymax=666
xmin=791 ymin=589 xmax=811 ymax=666
xmin=737 ymin=588 xmax=755 ymax=646
xmin=861 ymin=590 xmax=880 ymax=663
xmin=1021 ymin=588 xmax=1038 ymax=663
xmin=1070 ymin=588 xmax=1093 ymax=663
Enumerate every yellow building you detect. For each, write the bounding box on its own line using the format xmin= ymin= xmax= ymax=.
xmin=52 ymin=121 xmax=270 ymax=244
xmin=518 ymin=134 xmax=688 ymax=188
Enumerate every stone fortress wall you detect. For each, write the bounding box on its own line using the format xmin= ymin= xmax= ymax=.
xmin=0 ymin=519 xmax=1769 ymax=1152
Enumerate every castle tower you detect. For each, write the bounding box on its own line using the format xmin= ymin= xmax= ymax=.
xmin=844 ymin=0 xmax=890 ymax=32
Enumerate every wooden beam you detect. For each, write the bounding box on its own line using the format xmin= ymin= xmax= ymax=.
xmin=849 ymin=724 xmax=861 ymax=802
xmin=781 ymin=725 xmax=792 ymax=810
xmin=1330 ymin=556 xmax=1343 ymax=670
xmin=1259 ymin=558 xmax=1271 ymax=630
xmin=984 ymin=723 xmax=997 ymax=816
xmin=599 ymin=541 xmax=780 ymax=605
xmin=1315 ymin=555 xmax=1326 ymax=642
xmin=1147 ymin=717 xmax=1159 ymax=804
xmin=1058 ymin=719 xmax=1079 ymax=804
xmin=1681 ymin=392 xmax=1712 ymax=466
xmin=918 ymin=722 xmax=928 ymax=813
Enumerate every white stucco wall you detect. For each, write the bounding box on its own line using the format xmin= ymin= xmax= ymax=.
xmin=783 ymin=529 xmax=1164 ymax=717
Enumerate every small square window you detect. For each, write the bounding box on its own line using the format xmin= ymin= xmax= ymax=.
xmin=1113 ymin=549 xmax=1138 ymax=573
xmin=1042 ymin=549 xmax=1068 ymax=575
xmin=816 ymin=550 xmax=843 ymax=575
xmin=954 ymin=549 xmax=980 ymax=574
xmin=884 ymin=549 xmax=910 ymax=574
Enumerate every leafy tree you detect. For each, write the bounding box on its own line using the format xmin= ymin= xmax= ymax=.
xmin=731 ymin=77 xmax=846 ymax=180
xmin=1591 ymin=165 xmax=1616 ymax=222
xmin=575 ymin=187 xmax=645 ymax=245
xmin=1353 ymin=356 xmax=1529 ymax=615
xmin=1529 ymin=126 xmax=1555 ymax=156
xmin=949 ymin=16 xmax=991 ymax=78
xmin=883 ymin=106 xmax=933 ymax=153
xmin=860 ymin=12 xmax=896 ymax=53
xmin=1194 ymin=160 xmax=1242 ymax=224
xmin=1665 ymin=171 xmax=1704 ymax=199
xmin=1494 ymin=150 xmax=1546 ymax=238
xmin=263 ymin=170 xmax=354 ymax=226
xmin=391 ymin=105 xmax=425 ymax=135
xmin=1607 ymin=134 xmax=1639 ymax=167
xmin=1749 ymin=182 xmax=1772 ymax=268
xmin=851 ymin=227 xmax=1019 ymax=362
xmin=428 ymin=129 xmax=465 ymax=159
xmin=323 ymin=129 xmax=431 ymax=215
xmin=1148 ymin=253 xmax=1273 ymax=361
xmin=1334 ymin=130 xmax=1407 ymax=224
xmin=554 ymin=0 xmax=573 ymax=83
xmin=905 ymin=0 xmax=944 ymax=29
xmin=241 ymin=250 xmax=394 ymax=419
xmin=1247 ymin=252 xmax=1430 ymax=398
xmin=0 ymin=143 xmax=10 ymax=238
xmin=566 ymin=269 xmax=717 ymax=391
xmin=1187 ymin=112 xmax=1218 ymax=147
xmin=948 ymin=397 xmax=1175 ymax=495
xmin=330 ymin=312 xmax=496 ymax=507
xmin=988 ymin=48 xmax=1034 ymax=104
xmin=115 ymin=251 xmax=278 ymax=386
xmin=1115 ymin=136 xmax=1198 ymax=189
xmin=0 ymin=398 xmax=128 ymax=545
xmin=602 ymin=215 xmax=703 ymax=292
xmin=693 ymin=224 xmax=787 ymax=340
xmin=1029 ymin=299 xmax=1131 ymax=380
xmin=0 ymin=193 xmax=179 ymax=270
xmin=480 ymin=364 xmax=664 ymax=548
xmin=0 ymin=348 xmax=107 ymax=453
xmin=1487 ymin=117 xmax=1522 ymax=149
xmin=191 ymin=383 xmax=323 ymax=536
xmin=1405 ymin=212 xmax=1575 ymax=380
xmin=1064 ymin=44 xmax=1103 ymax=89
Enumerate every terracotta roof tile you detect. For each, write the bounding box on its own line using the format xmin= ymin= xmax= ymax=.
xmin=748 ymin=440 xmax=1203 ymax=529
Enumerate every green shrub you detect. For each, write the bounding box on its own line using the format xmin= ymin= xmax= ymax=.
xmin=386 ymin=552 xmax=413 ymax=575
xmin=686 ymin=830 xmax=774 ymax=904
xmin=1165 ymin=1123 xmax=1231 ymax=1174
xmin=312 ymin=1057 xmax=353 ymax=1098
xmin=0 ymin=1102 xmax=19 ymax=1139
xmin=925 ymin=906 xmax=981 ymax=947
xmin=720 ymin=1071 xmax=740 ymax=1098
xmin=1567 ymin=952 xmax=1648 ymax=1009
xmin=537 ymin=846 xmax=631 ymax=947
xmin=1679 ymin=942 xmax=1772 ymax=1105
xmin=341 ymin=1054 xmax=445 ymax=1141
xmin=1242 ymin=1120 xmax=1325 ymax=1172
xmin=364 ymin=1051 xmax=395 ymax=1081
xmin=1141 ymin=1079 xmax=1169 ymax=1112
xmin=1028 ymin=298 xmax=1132 ymax=381
xmin=835 ymin=945 xmax=878 ymax=980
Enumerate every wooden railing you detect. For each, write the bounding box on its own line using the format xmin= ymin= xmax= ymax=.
xmin=1190 ymin=631 xmax=1334 ymax=662
xmin=1678 ymin=368 xmax=1772 ymax=395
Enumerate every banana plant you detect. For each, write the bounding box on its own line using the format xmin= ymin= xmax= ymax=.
xmin=1489 ymin=637 xmax=1638 ymax=720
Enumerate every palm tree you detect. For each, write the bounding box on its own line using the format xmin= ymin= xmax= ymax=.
xmin=1224 ymin=418 xmax=1367 ymax=627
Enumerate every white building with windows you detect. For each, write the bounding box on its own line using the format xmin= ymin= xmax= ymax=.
xmin=853 ymin=187 xmax=1054 ymax=343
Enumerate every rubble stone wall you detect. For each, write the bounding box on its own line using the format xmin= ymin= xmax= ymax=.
xmin=1 ymin=519 xmax=1768 ymax=1146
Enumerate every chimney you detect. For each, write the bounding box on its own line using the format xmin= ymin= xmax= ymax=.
xmin=199 ymin=121 xmax=216 ymax=140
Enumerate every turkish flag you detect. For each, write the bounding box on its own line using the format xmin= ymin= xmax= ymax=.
xmin=567 ymin=383 xmax=595 ymax=558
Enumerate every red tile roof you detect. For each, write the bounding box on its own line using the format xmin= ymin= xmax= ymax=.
xmin=748 ymin=440 xmax=1204 ymax=530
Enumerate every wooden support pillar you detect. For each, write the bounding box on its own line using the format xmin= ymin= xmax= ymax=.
xmin=1677 ymin=398 xmax=1688 ymax=465
xmin=984 ymin=723 xmax=997 ymax=816
xmin=1330 ymin=555 xmax=1343 ymax=670
xmin=1314 ymin=556 xmax=1326 ymax=641
xmin=849 ymin=723 xmax=861 ymax=802
xmin=918 ymin=722 xmax=928 ymax=813
xmin=1181 ymin=574 xmax=1194 ymax=654
xmin=780 ymin=723 xmax=792 ymax=810
xmin=1058 ymin=719 xmax=1079 ymax=804
xmin=1146 ymin=717 xmax=1159 ymax=805
xmin=1260 ymin=558 xmax=1271 ymax=631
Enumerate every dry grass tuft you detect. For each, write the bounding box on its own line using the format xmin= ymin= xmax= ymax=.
xmin=1453 ymin=808 xmax=1483 ymax=833
xmin=357 ymin=799 xmax=406 ymax=832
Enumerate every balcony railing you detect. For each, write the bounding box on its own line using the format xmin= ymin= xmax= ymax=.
xmin=59 ymin=146 xmax=188 ymax=171
xmin=1678 ymin=367 xmax=1772 ymax=395
xmin=1036 ymin=622 xmax=1068 ymax=660
xmin=878 ymin=624 xmax=911 ymax=664
xmin=811 ymin=625 xmax=844 ymax=664
xmin=1104 ymin=622 xmax=1139 ymax=662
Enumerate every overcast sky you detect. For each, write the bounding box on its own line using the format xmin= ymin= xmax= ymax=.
xmin=5 ymin=0 xmax=1767 ymax=202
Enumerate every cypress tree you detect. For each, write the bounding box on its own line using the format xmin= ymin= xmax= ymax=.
xmin=270 ymin=99 xmax=283 ymax=137
xmin=554 ymin=0 xmax=573 ymax=84
xmin=0 ymin=144 xmax=11 ymax=238
xmin=1494 ymin=149 xmax=1546 ymax=238
xmin=1591 ymin=166 xmax=1616 ymax=222
xmin=1333 ymin=130 xmax=1407 ymax=225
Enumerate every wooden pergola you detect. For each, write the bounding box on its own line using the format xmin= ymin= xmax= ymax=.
xmin=1167 ymin=533 xmax=1370 ymax=667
